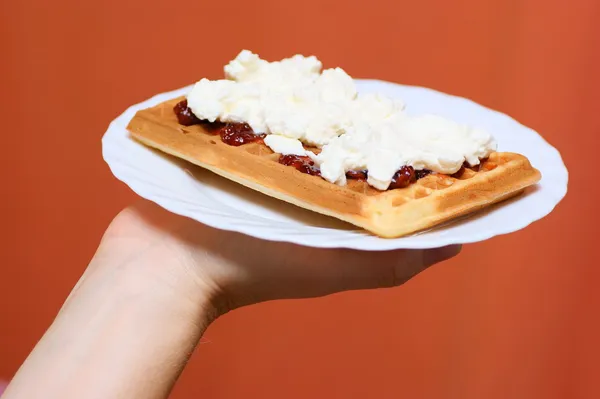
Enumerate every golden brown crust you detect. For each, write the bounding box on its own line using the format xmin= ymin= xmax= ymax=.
xmin=126 ymin=97 xmax=542 ymax=238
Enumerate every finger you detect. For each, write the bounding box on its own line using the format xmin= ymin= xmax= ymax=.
xmin=390 ymin=245 xmax=462 ymax=286
xmin=334 ymin=245 xmax=461 ymax=292
xmin=423 ymin=245 xmax=462 ymax=266
xmin=268 ymin=245 xmax=462 ymax=300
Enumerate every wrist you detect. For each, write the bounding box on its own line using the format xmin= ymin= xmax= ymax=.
xmin=5 ymin=249 xmax=218 ymax=399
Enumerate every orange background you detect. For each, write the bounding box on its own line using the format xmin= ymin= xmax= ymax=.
xmin=1 ymin=0 xmax=599 ymax=398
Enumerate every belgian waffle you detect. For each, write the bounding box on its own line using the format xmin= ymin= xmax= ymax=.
xmin=126 ymin=97 xmax=542 ymax=238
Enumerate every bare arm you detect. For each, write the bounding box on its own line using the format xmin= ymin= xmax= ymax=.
xmin=3 ymin=200 xmax=460 ymax=399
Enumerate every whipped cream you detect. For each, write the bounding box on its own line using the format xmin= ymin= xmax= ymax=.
xmin=187 ymin=50 xmax=355 ymax=145
xmin=316 ymin=114 xmax=497 ymax=189
xmin=263 ymin=135 xmax=308 ymax=157
xmin=186 ymin=50 xmax=497 ymax=190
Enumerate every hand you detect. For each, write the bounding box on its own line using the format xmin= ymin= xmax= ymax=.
xmin=98 ymin=199 xmax=461 ymax=317
xmin=3 ymin=199 xmax=461 ymax=399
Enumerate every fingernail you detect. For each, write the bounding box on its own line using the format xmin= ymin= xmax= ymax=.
xmin=424 ymin=245 xmax=462 ymax=266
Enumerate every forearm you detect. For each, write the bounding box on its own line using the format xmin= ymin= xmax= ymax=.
xmin=3 ymin=256 xmax=213 ymax=399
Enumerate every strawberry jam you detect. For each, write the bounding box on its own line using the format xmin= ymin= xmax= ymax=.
xmin=279 ymin=155 xmax=321 ymax=176
xmin=220 ymin=123 xmax=266 ymax=146
xmin=346 ymin=170 xmax=368 ymax=181
xmin=173 ymin=100 xmax=201 ymax=126
xmin=415 ymin=169 xmax=432 ymax=180
xmin=389 ymin=166 xmax=416 ymax=189
xmin=346 ymin=168 xmax=431 ymax=185
xmin=451 ymin=165 xmax=466 ymax=178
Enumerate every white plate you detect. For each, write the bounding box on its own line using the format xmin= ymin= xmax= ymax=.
xmin=102 ymin=80 xmax=568 ymax=250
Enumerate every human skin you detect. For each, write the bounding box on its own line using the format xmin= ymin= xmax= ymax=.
xmin=2 ymin=200 xmax=461 ymax=399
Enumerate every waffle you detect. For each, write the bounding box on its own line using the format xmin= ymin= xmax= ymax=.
xmin=126 ymin=97 xmax=542 ymax=238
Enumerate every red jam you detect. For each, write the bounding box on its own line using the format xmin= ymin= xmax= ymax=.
xmin=279 ymin=155 xmax=321 ymax=176
xmin=415 ymin=169 xmax=432 ymax=180
xmin=346 ymin=168 xmax=432 ymax=185
xmin=389 ymin=166 xmax=416 ymax=189
xmin=220 ymin=123 xmax=266 ymax=146
xmin=451 ymin=165 xmax=466 ymax=178
xmin=346 ymin=170 xmax=368 ymax=181
xmin=201 ymin=121 xmax=226 ymax=134
xmin=173 ymin=100 xmax=201 ymax=126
